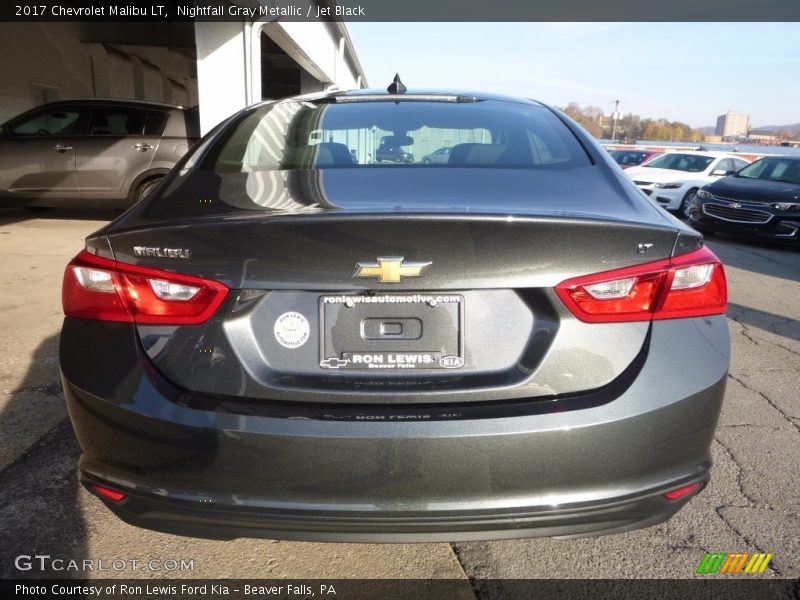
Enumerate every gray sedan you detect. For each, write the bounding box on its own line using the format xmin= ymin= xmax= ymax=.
xmin=59 ymin=87 xmax=729 ymax=542
xmin=422 ymin=146 xmax=452 ymax=164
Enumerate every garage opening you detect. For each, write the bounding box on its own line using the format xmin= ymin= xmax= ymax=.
xmin=260 ymin=32 xmax=303 ymax=100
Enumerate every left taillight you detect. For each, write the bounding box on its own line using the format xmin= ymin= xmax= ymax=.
xmin=555 ymin=246 xmax=727 ymax=323
xmin=62 ymin=250 xmax=228 ymax=325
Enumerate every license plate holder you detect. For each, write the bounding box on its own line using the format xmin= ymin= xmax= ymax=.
xmin=319 ymin=294 xmax=464 ymax=370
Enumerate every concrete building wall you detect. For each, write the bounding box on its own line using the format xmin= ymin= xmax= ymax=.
xmin=0 ymin=23 xmax=92 ymax=123
xmin=0 ymin=22 xmax=197 ymax=124
xmin=714 ymin=114 xmax=725 ymax=137
xmin=0 ymin=19 xmax=367 ymax=136
xmin=194 ymin=20 xmax=366 ymax=134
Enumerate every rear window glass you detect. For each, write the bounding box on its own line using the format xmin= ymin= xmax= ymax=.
xmin=145 ymin=111 xmax=169 ymax=136
xmin=184 ymin=108 xmax=200 ymax=138
xmin=11 ymin=107 xmax=84 ymax=136
xmin=203 ymin=99 xmax=591 ymax=172
xmin=610 ymin=150 xmax=647 ymax=166
xmin=644 ymin=153 xmax=714 ymax=173
xmin=89 ymin=107 xmax=147 ymax=136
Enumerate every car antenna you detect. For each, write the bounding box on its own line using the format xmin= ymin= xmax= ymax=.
xmin=387 ymin=74 xmax=407 ymax=95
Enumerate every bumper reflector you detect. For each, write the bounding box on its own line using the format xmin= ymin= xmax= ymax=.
xmin=663 ymin=482 xmax=702 ymax=501
xmin=90 ymin=484 xmax=127 ymax=502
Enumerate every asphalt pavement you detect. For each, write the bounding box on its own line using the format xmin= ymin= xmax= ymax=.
xmin=0 ymin=207 xmax=797 ymax=589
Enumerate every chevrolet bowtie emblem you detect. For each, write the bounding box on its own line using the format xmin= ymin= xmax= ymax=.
xmin=353 ymin=256 xmax=432 ymax=283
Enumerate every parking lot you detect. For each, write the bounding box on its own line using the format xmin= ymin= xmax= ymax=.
xmin=0 ymin=207 xmax=797 ymax=585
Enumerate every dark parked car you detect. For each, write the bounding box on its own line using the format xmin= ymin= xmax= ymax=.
xmin=608 ymin=148 xmax=662 ymax=169
xmin=688 ymin=156 xmax=800 ymax=242
xmin=375 ymin=135 xmax=414 ymax=163
xmin=0 ymin=99 xmax=199 ymax=209
xmin=60 ymin=87 xmax=729 ymax=542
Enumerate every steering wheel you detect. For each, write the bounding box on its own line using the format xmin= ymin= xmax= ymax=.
xmin=37 ymin=129 xmax=50 ymax=135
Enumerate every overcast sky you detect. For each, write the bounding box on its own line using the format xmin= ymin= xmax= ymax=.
xmin=347 ymin=22 xmax=800 ymax=128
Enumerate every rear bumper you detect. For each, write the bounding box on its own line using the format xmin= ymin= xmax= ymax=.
xmin=61 ymin=316 xmax=729 ymax=542
xmin=79 ymin=466 xmax=707 ymax=542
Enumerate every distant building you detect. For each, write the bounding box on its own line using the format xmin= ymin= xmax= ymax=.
xmin=715 ymin=111 xmax=751 ymax=140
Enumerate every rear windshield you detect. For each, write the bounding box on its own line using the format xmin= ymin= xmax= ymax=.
xmin=643 ymin=153 xmax=714 ymax=173
xmin=201 ymin=99 xmax=591 ymax=172
xmin=610 ymin=150 xmax=648 ymax=166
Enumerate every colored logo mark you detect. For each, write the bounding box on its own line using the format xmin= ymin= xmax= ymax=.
xmin=696 ymin=552 xmax=773 ymax=574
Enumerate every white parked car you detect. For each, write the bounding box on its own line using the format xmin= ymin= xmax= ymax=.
xmin=625 ymin=151 xmax=751 ymax=217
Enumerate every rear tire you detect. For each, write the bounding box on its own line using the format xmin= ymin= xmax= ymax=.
xmin=678 ymin=189 xmax=698 ymax=219
xmin=132 ymin=176 xmax=163 ymax=205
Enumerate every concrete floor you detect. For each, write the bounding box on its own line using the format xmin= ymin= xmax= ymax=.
xmin=0 ymin=207 xmax=797 ymax=589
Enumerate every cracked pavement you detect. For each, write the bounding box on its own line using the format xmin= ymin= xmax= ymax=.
xmin=0 ymin=209 xmax=797 ymax=586
xmin=454 ymin=236 xmax=800 ymax=581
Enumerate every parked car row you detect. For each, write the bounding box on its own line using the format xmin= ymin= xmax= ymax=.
xmin=374 ymin=141 xmax=457 ymax=165
xmin=625 ymin=151 xmax=751 ymax=218
xmin=3 ymin=97 xmax=795 ymax=244
xmin=609 ymin=146 xmax=799 ymax=243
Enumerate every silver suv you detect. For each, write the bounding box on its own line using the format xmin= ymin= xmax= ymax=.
xmin=0 ymin=99 xmax=199 ymax=209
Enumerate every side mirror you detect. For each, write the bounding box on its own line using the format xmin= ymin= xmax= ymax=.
xmin=710 ymin=169 xmax=728 ymax=177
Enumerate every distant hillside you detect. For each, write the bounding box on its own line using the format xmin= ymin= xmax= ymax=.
xmin=698 ymin=123 xmax=800 ymax=137
xmin=750 ymin=123 xmax=800 ymax=136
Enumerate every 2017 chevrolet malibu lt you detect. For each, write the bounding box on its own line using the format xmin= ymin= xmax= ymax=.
xmin=688 ymin=155 xmax=800 ymax=242
xmin=625 ymin=151 xmax=750 ymax=217
xmin=60 ymin=86 xmax=729 ymax=542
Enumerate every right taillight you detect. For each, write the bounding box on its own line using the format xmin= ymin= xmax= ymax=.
xmin=62 ymin=250 xmax=228 ymax=325
xmin=556 ymin=246 xmax=727 ymax=323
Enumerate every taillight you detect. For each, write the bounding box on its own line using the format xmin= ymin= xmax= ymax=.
xmin=62 ymin=250 xmax=228 ymax=325
xmin=555 ymin=246 xmax=727 ymax=323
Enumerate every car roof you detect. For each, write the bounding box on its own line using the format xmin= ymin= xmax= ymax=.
xmin=38 ymin=98 xmax=189 ymax=110
xmin=750 ymin=154 xmax=800 ymax=161
xmin=279 ymin=88 xmax=545 ymax=107
xmin=350 ymin=88 xmax=540 ymax=103
xmin=656 ymin=150 xmax=740 ymax=158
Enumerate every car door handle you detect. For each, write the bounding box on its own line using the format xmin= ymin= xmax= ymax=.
xmin=133 ymin=143 xmax=153 ymax=152
xmin=53 ymin=144 xmax=73 ymax=152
